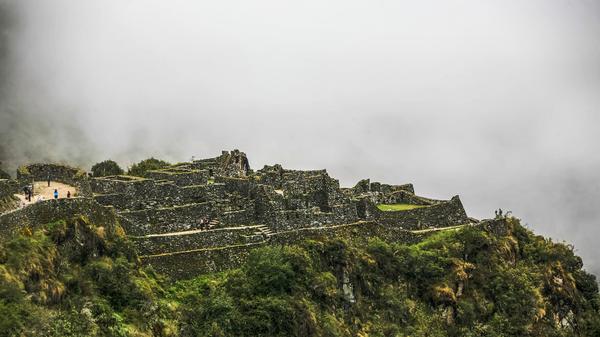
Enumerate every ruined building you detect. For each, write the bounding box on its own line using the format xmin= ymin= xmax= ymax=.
xmin=0 ymin=150 xmax=478 ymax=278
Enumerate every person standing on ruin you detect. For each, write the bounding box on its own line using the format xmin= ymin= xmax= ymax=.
xmin=54 ymin=189 xmax=58 ymax=199
xmin=67 ymin=191 xmax=71 ymax=198
xmin=47 ymin=174 xmax=51 ymax=187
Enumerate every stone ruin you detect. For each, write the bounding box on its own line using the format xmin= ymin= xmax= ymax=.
xmin=0 ymin=150 xmax=476 ymax=278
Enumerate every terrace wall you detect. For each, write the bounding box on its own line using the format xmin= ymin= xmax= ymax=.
xmin=141 ymin=242 xmax=264 ymax=279
xmin=132 ymin=226 xmax=262 ymax=255
xmin=119 ymin=202 xmax=215 ymax=235
xmin=92 ymin=176 xmax=215 ymax=210
xmin=144 ymin=169 xmax=209 ymax=186
xmin=370 ymin=196 xmax=469 ymax=230
xmin=0 ymin=198 xmax=118 ymax=237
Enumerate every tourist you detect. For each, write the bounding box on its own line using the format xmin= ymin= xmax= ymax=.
xmin=24 ymin=185 xmax=33 ymax=202
xmin=47 ymin=174 xmax=51 ymax=187
xmin=54 ymin=189 xmax=58 ymax=199
xmin=67 ymin=191 xmax=71 ymax=198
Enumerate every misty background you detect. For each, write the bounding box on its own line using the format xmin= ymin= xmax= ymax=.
xmin=1 ymin=1 xmax=599 ymax=274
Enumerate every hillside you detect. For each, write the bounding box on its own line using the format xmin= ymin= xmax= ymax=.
xmin=0 ymin=216 xmax=598 ymax=336
xmin=0 ymin=151 xmax=599 ymax=336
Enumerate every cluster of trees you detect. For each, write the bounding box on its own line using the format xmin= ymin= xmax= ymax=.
xmin=127 ymin=158 xmax=170 ymax=177
xmin=91 ymin=158 xmax=171 ymax=178
xmin=91 ymin=160 xmax=124 ymax=177
xmin=0 ymin=217 xmax=598 ymax=336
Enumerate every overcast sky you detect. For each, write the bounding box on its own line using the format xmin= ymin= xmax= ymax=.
xmin=1 ymin=0 xmax=599 ymax=274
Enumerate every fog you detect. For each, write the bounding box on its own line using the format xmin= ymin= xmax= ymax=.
xmin=1 ymin=1 xmax=599 ymax=274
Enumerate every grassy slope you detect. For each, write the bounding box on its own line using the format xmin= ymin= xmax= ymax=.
xmin=377 ymin=203 xmax=429 ymax=211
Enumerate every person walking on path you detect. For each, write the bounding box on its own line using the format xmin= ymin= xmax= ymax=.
xmin=67 ymin=191 xmax=71 ymax=198
xmin=53 ymin=189 xmax=58 ymax=199
xmin=47 ymin=174 xmax=51 ymax=187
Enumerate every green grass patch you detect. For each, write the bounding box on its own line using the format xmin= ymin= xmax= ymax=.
xmin=376 ymin=204 xmax=429 ymax=212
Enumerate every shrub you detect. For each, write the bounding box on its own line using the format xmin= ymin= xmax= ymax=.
xmin=91 ymin=160 xmax=124 ymax=177
xmin=0 ymin=168 xmax=9 ymax=180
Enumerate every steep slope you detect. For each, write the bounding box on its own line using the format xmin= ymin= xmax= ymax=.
xmin=0 ymin=216 xmax=598 ymax=337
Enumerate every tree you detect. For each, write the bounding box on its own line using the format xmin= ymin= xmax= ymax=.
xmin=91 ymin=160 xmax=124 ymax=177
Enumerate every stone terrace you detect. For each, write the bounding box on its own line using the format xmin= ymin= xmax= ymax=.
xmin=85 ymin=150 xmax=473 ymax=275
xmin=0 ymin=150 xmax=476 ymax=278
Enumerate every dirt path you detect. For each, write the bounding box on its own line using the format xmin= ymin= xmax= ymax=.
xmin=14 ymin=181 xmax=78 ymax=206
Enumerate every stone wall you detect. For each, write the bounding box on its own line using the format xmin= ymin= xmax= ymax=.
xmin=132 ymin=225 xmax=263 ymax=255
xmin=0 ymin=198 xmax=119 ymax=237
xmin=218 ymin=209 xmax=255 ymax=226
xmin=90 ymin=175 xmax=152 ymax=195
xmin=216 ymin=176 xmax=253 ymax=196
xmin=267 ymin=204 xmax=359 ymax=231
xmin=381 ymin=190 xmax=439 ymax=206
xmin=144 ymin=169 xmax=209 ymax=186
xmin=349 ymin=179 xmax=415 ymax=195
xmin=142 ymin=220 xmax=480 ymax=280
xmin=368 ymin=196 xmax=469 ymax=230
xmin=141 ymin=242 xmax=264 ymax=279
xmin=191 ymin=149 xmax=251 ymax=177
xmin=91 ymin=176 xmax=209 ymax=210
xmin=119 ymin=202 xmax=215 ymax=235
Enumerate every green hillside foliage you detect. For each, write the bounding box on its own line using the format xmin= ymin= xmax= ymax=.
xmin=127 ymin=158 xmax=170 ymax=177
xmin=0 ymin=217 xmax=598 ymax=336
xmin=91 ymin=160 xmax=125 ymax=177
xmin=0 ymin=167 xmax=10 ymax=179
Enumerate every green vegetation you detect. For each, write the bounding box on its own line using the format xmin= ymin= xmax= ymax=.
xmin=0 ymin=167 xmax=9 ymax=180
xmin=0 ymin=195 xmax=18 ymax=213
xmin=91 ymin=160 xmax=124 ymax=177
xmin=377 ymin=203 xmax=429 ymax=211
xmin=0 ymin=217 xmax=599 ymax=336
xmin=127 ymin=158 xmax=170 ymax=177
xmin=16 ymin=165 xmax=30 ymax=177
